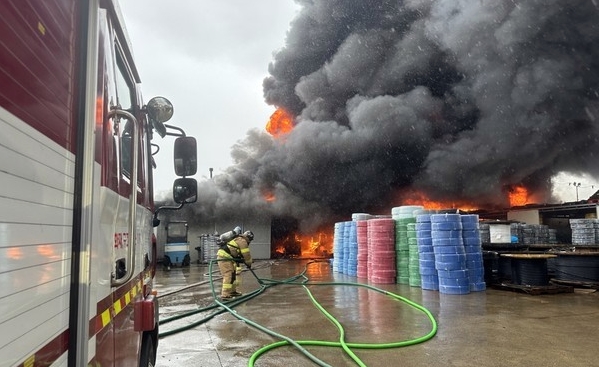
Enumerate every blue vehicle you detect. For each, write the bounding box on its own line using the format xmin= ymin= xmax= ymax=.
xmin=164 ymin=221 xmax=190 ymax=269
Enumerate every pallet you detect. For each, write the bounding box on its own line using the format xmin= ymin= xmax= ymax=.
xmin=490 ymin=282 xmax=574 ymax=295
xmin=551 ymin=279 xmax=599 ymax=290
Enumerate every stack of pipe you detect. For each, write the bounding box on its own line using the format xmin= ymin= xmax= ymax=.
xmin=367 ymin=217 xmax=396 ymax=284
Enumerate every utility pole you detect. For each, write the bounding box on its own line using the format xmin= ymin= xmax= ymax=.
xmin=570 ymin=182 xmax=581 ymax=201
xmin=569 ymin=182 xmax=596 ymax=201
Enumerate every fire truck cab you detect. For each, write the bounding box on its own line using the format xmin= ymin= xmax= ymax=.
xmin=0 ymin=0 xmax=196 ymax=366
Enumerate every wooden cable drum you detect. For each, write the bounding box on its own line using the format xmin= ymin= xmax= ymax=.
xmin=501 ymin=254 xmax=557 ymax=286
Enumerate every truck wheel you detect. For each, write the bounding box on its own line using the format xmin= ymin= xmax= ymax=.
xmin=139 ymin=335 xmax=156 ymax=367
xmin=182 ymin=254 xmax=190 ymax=266
xmin=163 ymin=256 xmax=171 ymax=271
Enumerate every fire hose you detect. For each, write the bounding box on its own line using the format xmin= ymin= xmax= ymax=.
xmin=158 ymin=260 xmax=438 ymax=366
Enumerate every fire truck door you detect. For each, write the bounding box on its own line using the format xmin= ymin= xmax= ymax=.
xmin=96 ymin=9 xmax=142 ymax=365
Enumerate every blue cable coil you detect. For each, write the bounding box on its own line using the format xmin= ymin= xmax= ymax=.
xmin=419 ymin=252 xmax=435 ymax=261
xmin=432 ymin=238 xmax=464 ymax=246
xmin=430 ymin=213 xmax=462 ymax=222
xmin=433 ymin=245 xmax=465 ymax=254
xmin=431 ymin=230 xmax=463 ymax=239
xmin=439 ymin=284 xmax=470 ymax=294
xmin=416 ymin=223 xmax=432 ymax=231
xmin=435 ymin=253 xmax=467 ymax=264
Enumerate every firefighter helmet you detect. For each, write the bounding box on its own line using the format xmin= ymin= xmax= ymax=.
xmin=243 ymin=230 xmax=254 ymax=241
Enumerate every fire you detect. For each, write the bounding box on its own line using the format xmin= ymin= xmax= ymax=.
xmin=508 ymin=185 xmax=529 ymax=207
xmin=274 ymin=245 xmax=286 ymax=256
xmin=400 ymin=190 xmax=479 ymax=211
xmin=266 ymin=108 xmax=294 ymax=137
xmin=399 ymin=185 xmax=534 ymax=209
xmin=272 ymin=227 xmax=333 ymax=258
xmin=263 ymin=191 xmax=276 ymax=202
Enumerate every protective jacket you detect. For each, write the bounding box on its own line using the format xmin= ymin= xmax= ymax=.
xmin=216 ymin=234 xmax=253 ymax=298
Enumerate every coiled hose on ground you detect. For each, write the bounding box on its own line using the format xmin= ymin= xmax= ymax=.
xmin=158 ymin=260 xmax=438 ymax=366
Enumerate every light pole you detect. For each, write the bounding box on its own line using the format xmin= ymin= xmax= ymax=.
xmin=570 ymin=182 xmax=581 ymax=201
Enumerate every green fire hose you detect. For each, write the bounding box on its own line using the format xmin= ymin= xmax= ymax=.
xmin=158 ymin=259 xmax=438 ymax=366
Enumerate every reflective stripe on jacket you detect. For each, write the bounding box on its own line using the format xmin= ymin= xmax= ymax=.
xmin=229 ymin=236 xmax=253 ymax=266
xmin=217 ymin=248 xmax=234 ymax=259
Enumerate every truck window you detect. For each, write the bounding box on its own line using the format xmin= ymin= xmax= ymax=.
xmin=114 ymin=48 xmax=136 ymax=182
xmin=114 ymin=51 xmax=133 ymax=110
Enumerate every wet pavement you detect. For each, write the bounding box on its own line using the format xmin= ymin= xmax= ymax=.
xmin=154 ymin=259 xmax=598 ymax=367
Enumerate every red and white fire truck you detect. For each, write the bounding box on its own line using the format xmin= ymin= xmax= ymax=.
xmin=0 ymin=1 xmax=198 ymax=366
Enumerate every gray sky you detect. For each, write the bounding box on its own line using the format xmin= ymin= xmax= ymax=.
xmin=119 ymin=1 xmax=300 ymax=196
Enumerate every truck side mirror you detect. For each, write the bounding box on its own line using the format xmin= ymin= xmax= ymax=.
xmin=174 ymin=136 xmax=197 ymax=176
xmin=173 ymin=177 xmax=197 ymax=204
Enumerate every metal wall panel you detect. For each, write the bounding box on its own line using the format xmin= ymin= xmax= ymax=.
xmin=0 ymin=106 xmax=73 ymax=364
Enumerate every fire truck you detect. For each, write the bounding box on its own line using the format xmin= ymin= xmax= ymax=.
xmin=0 ymin=1 xmax=198 ymax=366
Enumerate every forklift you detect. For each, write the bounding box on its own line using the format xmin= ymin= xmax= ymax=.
xmin=164 ymin=220 xmax=191 ymax=270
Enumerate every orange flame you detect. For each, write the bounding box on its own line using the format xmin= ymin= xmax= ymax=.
xmin=399 ymin=189 xmax=479 ymax=211
xmin=508 ymin=185 xmax=529 ymax=207
xmin=272 ymin=227 xmax=333 ymax=258
xmin=262 ymin=190 xmax=276 ymax=202
xmin=266 ymin=108 xmax=294 ymax=137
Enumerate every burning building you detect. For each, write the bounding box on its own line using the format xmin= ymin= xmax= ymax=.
xmin=171 ymin=0 xmax=599 ymax=259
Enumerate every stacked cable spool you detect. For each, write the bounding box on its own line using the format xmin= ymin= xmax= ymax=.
xmin=346 ymin=220 xmax=358 ymax=276
xmin=518 ymin=223 xmax=553 ymax=245
xmin=342 ymin=221 xmax=353 ymax=274
xmin=537 ymin=225 xmax=550 ymax=243
xmin=511 ymin=223 xmax=523 ymax=244
xmin=548 ymin=228 xmax=558 ymax=244
xmin=200 ymin=236 xmax=219 ymax=263
xmin=416 ymin=211 xmax=438 ymax=290
xmin=392 ymin=206 xmax=423 ymax=284
xmin=431 ymin=213 xmax=470 ymax=295
xmin=333 ymin=221 xmax=347 ymax=273
xmin=570 ymin=218 xmax=598 ymax=246
xmin=461 ymin=214 xmax=486 ymax=292
xmin=394 ymin=216 xmax=410 ymax=284
xmin=520 ymin=224 xmax=534 ymax=245
xmin=479 ymin=222 xmax=490 ymax=245
xmin=367 ymin=217 xmax=397 ymax=284
xmin=353 ymin=213 xmax=372 ymax=279
xmin=407 ymin=222 xmax=421 ymax=287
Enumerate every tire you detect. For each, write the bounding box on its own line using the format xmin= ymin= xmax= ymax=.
xmin=163 ymin=256 xmax=171 ymax=271
xmin=139 ymin=335 xmax=156 ymax=367
xmin=182 ymin=254 xmax=190 ymax=266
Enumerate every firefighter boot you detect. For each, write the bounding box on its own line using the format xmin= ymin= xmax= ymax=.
xmin=233 ymin=264 xmax=243 ymax=290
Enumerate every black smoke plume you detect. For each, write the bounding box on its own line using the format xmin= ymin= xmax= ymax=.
xmin=188 ymin=0 xmax=599 ymax=231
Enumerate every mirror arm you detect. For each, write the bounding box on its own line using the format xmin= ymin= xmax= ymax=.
xmin=152 ymin=203 xmax=185 ymax=227
xmin=151 ymin=143 xmax=160 ymax=156
xmin=163 ymin=124 xmax=186 ymax=137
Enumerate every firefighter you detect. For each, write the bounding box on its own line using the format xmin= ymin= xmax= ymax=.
xmin=216 ymin=230 xmax=254 ymax=300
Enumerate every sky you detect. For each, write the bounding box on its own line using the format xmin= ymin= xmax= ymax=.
xmin=119 ymin=0 xmax=301 ymax=196
xmin=119 ymin=1 xmax=599 ymax=224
